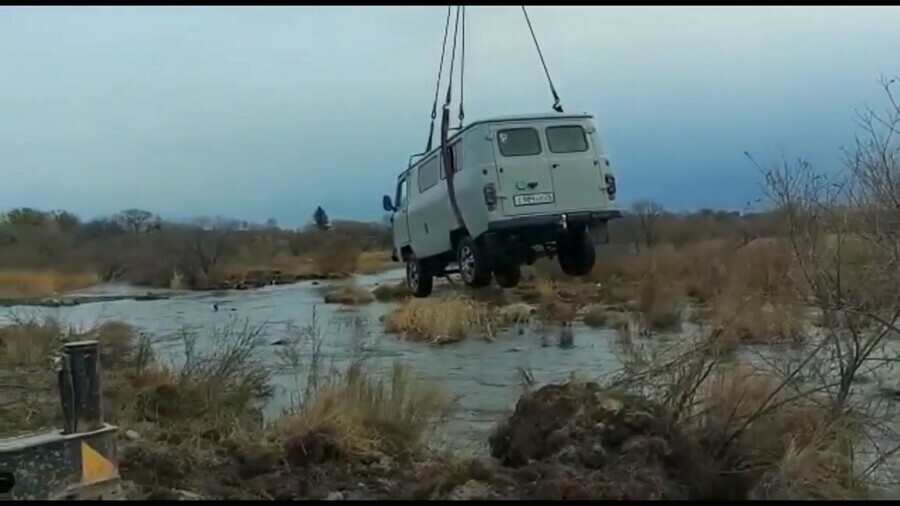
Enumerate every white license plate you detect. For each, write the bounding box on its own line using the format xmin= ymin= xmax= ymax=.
xmin=513 ymin=192 xmax=555 ymax=206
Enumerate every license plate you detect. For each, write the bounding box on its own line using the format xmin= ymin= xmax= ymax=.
xmin=513 ymin=192 xmax=554 ymax=206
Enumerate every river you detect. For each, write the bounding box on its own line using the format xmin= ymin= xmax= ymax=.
xmin=1 ymin=269 xmax=628 ymax=454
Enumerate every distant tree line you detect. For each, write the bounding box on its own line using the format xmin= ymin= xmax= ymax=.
xmin=0 ymin=205 xmax=391 ymax=289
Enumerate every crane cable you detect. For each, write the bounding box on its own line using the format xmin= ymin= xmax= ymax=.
xmin=458 ymin=5 xmax=466 ymax=126
xmin=521 ymin=6 xmax=564 ymax=113
xmin=441 ymin=5 xmax=467 ymax=233
xmin=426 ymin=6 xmax=453 ymax=153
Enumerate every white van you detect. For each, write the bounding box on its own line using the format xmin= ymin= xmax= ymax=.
xmin=382 ymin=112 xmax=621 ymax=297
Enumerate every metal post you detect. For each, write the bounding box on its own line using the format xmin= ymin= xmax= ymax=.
xmin=57 ymin=340 xmax=103 ymax=434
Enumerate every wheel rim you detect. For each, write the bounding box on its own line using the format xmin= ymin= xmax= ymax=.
xmin=407 ymin=261 xmax=419 ymax=291
xmin=459 ymin=245 xmax=476 ymax=283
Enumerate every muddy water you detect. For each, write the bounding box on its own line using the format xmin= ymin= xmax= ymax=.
xmin=7 ymin=270 xmax=900 ymax=488
xmin=1 ymin=269 xmax=626 ymax=453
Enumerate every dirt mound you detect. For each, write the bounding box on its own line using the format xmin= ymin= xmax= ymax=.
xmin=488 ymin=382 xmax=747 ymax=500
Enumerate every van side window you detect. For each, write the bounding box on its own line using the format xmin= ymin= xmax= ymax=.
xmin=546 ymin=126 xmax=589 ymax=153
xmin=418 ymin=156 xmax=440 ymax=193
xmin=440 ymin=142 xmax=462 ymax=180
xmin=497 ymin=128 xmax=542 ymax=157
xmin=395 ymin=176 xmax=408 ymax=210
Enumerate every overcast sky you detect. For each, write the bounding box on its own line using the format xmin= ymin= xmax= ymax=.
xmin=2 ymin=6 xmax=899 ymax=226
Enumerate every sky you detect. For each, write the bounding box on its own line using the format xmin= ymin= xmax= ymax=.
xmin=2 ymin=6 xmax=899 ymax=227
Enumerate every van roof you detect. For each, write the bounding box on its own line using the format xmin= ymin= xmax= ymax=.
xmin=401 ymin=112 xmax=594 ymax=177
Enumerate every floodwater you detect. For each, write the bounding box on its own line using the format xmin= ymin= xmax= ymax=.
xmin=0 ymin=269 xmax=625 ymax=453
xmin=4 ymin=269 xmax=900 ymax=489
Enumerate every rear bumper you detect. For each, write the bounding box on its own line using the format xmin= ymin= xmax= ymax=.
xmin=486 ymin=209 xmax=622 ymax=233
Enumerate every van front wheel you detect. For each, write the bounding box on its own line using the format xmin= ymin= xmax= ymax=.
xmin=557 ymin=229 xmax=596 ymax=277
xmin=406 ymin=254 xmax=433 ymax=298
xmin=457 ymin=236 xmax=492 ymax=288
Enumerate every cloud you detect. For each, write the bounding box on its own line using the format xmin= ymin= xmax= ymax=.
xmin=1 ymin=6 xmax=898 ymax=224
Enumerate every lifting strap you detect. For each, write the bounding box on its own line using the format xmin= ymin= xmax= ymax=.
xmin=521 ymin=6 xmax=564 ymax=113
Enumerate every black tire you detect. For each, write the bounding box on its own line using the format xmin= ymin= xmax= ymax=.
xmin=558 ymin=229 xmax=596 ymax=277
xmin=457 ymin=236 xmax=492 ymax=288
xmin=406 ymin=253 xmax=433 ymax=298
xmin=494 ymin=262 xmax=522 ymax=289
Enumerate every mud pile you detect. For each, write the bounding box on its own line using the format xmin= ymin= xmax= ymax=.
xmin=118 ymin=382 xmax=756 ymax=501
xmin=486 ymin=382 xmax=748 ymax=500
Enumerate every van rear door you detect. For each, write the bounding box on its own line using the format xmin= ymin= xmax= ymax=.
xmin=490 ymin=125 xmax=557 ymax=216
xmin=544 ymin=122 xmax=606 ymax=212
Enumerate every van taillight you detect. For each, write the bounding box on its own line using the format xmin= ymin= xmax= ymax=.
xmin=604 ymin=175 xmax=617 ymax=200
xmin=484 ymin=183 xmax=497 ymax=210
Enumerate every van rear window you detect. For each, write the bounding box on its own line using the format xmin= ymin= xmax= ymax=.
xmin=497 ymin=128 xmax=542 ymax=157
xmin=546 ymin=126 xmax=588 ymax=153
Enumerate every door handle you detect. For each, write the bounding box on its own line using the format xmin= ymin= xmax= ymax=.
xmin=527 ymin=182 xmax=538 ymax=189
xmin=551 ymin=163 xmax=560 ymax=169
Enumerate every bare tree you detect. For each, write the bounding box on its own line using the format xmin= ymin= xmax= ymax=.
xmin=187 ymin=218 xmax=240 ymax=284
xmin=116 ymin=209 xmax=160 ymax=235
xmin=631 ymin=200 xmax=665 ymax=250
xmin=749 ymin=78 xmax=900 ymax=481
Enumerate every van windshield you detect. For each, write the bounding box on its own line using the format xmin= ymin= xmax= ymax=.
xmin=546 ymin=125 xmax=588 ymax=153
xmin=497 ymin=128 xmax=542 ymax=157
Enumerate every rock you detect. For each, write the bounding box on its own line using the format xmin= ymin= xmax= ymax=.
xmin=468 ymin=457 xmax=499 ymax=481
xmin=124 ymin=429 xmax=141 ymax=441
xmin=447 ymin=480 xmax=493 ymax=500
xmin=312 ymin=281 xmax=320 ymax=286
xmin=558 ymin=326 xmax=574 ymax=348
xmin=325 ymin=491 xmax=344 ymax=501
xmin=499 ymin=303 xmax=536 ymax=324
xmin=579 ymin=443 xmax=607 ymax=469
xmin=175 ymin=489 xmax=201 ymax=500
xmin=557 ymin=288 xmax=578 ymax=300
xmin=283 ymin=429 xmax=343 ymax=466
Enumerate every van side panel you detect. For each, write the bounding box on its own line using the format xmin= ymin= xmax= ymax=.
xmin=405 ymin=168 xmax=431 ymax=257
xmin=407 ymin=154 xmax=447 ymax=258
xmin=452 ymin=127 xmax=493 ymax=241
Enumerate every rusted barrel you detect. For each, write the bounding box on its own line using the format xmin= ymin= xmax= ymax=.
xmin=57 ymin=340 xmax=103 ymax=435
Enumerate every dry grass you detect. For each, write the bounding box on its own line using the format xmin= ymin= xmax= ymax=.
xmin=270 ymin=362 xmax=454 ymax=460
xmin=312 ymin=235 xmax=362 ymax=275
xmin=0 ymin=270 xmax=99 ymax=300
xmin=696 ymin=366 xmax=860 ymax=499
xmin=583 ymin=305 xmax=610 ymax=328
xmin=710 ymin=288 xmax=805 ymax=344
xmin=322 ymin=283 xmax=375 ymax=305
xmin=373 ymin=281 xmax=410 ymax=302
xmin=357 ymin=250 xmax=395 ymax=275
xmin=498 ymin=303 xmax=537 ymax=325
xmin=384 ymin=297 xmax=492 ymax=343
xmin=637 ymin=273 xmax=684 ymax=332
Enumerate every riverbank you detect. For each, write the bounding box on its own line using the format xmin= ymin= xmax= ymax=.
xmin=0 ymin=251 xmax=396 ymax=307
xmin=0 ymin=315 xmax=889 ymax=500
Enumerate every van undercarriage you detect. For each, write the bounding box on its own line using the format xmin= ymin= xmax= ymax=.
xmin=395 ymin=210 xmax=621 ymax=292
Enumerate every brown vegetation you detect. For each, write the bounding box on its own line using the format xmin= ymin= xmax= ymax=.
xmin=0 ymin=208 xmax=393 ymax=296
xmin=384 ymin=297 xmax=493 ymax=344
xmin=322 ymin=283 xmax=375 ymax=305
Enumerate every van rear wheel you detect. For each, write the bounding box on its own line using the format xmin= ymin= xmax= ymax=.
xmin=558 ymin=229 xmax=596 ymax=277
xmin=494 ymin=263 xmax=522 ymax=289
xmin=457 ymin=236 xmax=492 ymax=288
xmin=406 ymin=254 xmax=433 ymax=298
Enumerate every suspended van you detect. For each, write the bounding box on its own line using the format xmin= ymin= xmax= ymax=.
xmin=382 ymin=111 xmax=622 ymax=297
